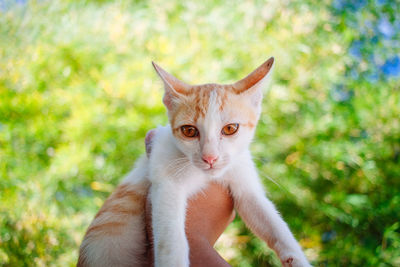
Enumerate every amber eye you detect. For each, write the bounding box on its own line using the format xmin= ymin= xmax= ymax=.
xmin=221 ymin=123 xmax=239 ymax=135
xmin=181 ymin=125 xmax=199 ymax=138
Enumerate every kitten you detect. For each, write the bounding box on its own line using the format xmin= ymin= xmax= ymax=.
xmin=78 ymin=57 xmax=311 ymax=267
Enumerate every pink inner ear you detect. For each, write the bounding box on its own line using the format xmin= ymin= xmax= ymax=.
xmin=162 ymin=93 xmax=174 ymax=109
xmin=233 ymin=57 xmax=274 ymax=94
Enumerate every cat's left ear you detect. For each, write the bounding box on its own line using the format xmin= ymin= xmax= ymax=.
xmin=232 ymin=57 xmax=274 ymax=106
xmin=152 ymin=62 xmax=190 ymax=110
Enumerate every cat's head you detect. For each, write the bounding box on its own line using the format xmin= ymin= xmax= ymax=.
xmin=153 ymin=58 xmax=274 ymax=177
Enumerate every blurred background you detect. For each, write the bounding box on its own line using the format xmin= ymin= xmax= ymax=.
xmin=0 ymin=0 xmax=399 ymax=266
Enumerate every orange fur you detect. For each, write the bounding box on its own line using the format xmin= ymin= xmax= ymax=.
xmin=78 ymin=182 xmax=149 ymax=267
xmin=168 ymin=83 xmax=259 ymax=138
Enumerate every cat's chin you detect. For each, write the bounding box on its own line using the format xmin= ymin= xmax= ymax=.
xmin=202 ymin=166 xmax=227 ymax=178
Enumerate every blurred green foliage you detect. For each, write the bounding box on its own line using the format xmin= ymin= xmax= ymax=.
xmin=0 ymin=0 xmax=399 ymax=266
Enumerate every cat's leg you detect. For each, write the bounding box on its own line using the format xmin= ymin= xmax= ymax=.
xmin=226 ymin=153 xmax=311 ymax=267
xmin=150 ymin=180 xmax=189 ymax=267
xmin=147 ymin=125 xmax=207 ymax=267
xmin=78 ymin=156 xmax=150 ymax=267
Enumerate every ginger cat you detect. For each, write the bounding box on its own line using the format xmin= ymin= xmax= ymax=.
xmin=78 ymin=57 xmax=311 ymax=267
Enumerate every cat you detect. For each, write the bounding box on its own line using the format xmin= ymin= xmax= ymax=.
xmin=77 ymin=57 xmax=311 ymax=267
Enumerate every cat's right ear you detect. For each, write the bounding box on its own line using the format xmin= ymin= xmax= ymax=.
xmin=152 ymin=62 xmax=190 ymax=110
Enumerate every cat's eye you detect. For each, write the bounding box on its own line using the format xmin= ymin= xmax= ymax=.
xmin=181 ymin=125 xmax=199 ymax=138
xmin=221 ymin=123 xmax=239 ymax=136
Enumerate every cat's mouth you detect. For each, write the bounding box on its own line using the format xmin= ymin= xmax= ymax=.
xmin=190 ymin=155 xmax=229 ymax=176
xmin=205 ymin=165 xmax=219 ymax=170
xmin=199 ymin=162 xmax=223 ymax=171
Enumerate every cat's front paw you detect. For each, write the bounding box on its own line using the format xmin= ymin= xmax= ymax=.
xmin=281 ymin=254 xmax=311 ymax=267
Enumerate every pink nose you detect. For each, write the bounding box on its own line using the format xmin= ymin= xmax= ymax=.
xmin=202 ymin=155 xmax=218 ymax=165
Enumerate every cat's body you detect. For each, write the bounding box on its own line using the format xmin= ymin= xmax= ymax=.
xmin=78 ymin=58 xmax=311 ymax=267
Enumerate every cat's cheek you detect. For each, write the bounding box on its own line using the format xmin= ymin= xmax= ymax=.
xmin=238 ymin=130 xmax=256 ymax=149
xmin=221 ymin=135 xmax=248 ymax=156
xmin=174 ymin=138 xmax=200 ymax=159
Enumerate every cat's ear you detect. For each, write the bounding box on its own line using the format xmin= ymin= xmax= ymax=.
xmin=152 ymin=62 xmax=190 ymax=109
xmin=232 ymin=57 xmax=274 ymax=106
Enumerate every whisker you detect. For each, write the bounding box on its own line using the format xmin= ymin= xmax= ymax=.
xmin=235 ymin=160 xmax=294 ymax=197
xmin=258 ymin=171 xmax=283 ymax=190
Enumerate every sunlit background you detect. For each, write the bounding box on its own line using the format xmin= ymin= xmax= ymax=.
xmin=0 ymin=0 xmax=399 ymax=266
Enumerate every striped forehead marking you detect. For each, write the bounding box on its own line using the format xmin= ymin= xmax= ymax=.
xmin=191 ymin=84 xmax=231 ymax=122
